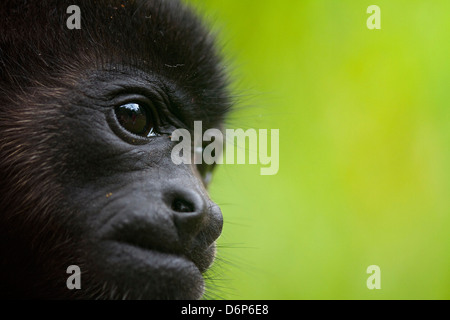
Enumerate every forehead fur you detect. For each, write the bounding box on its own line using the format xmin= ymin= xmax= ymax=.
xmin=0 ymin=0 xmax=230 ymax=112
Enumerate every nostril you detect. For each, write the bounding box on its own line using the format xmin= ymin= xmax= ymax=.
xmin=164 ymin=188 xmax=207 ymax=245
xmin=164 ymin=189 xmax=204 ymax=216
xmin=171 ymin=198 xmax=195 ymax=213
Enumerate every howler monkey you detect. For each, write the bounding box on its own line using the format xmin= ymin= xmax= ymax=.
xmin=0 ymin=0 xmax=231 ymax=299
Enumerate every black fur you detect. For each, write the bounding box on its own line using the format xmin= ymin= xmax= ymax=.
xmin=0 ymin=0 xmax=231 ymax=299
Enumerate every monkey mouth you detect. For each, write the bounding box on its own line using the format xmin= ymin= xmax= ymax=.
xmin=91 ymin=239 xmax=207 ymax=299
xmin=108 ymin=238 xmax=216 ymax=274
xmin=100 ymin=222 xmax=217 ymax=274
xmin=90 ymin=210 xmax=221 ymax=299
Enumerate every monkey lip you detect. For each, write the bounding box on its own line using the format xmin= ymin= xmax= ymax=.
xmin=108 ymin=239 xmax=201 ymax=267
xmin=100 ymin=219 xmax=217 ymax=274
xmin=102 ymin=232 xmax=216 ymax=274
xmin=112 ymin=239 xmax=215 ymax=273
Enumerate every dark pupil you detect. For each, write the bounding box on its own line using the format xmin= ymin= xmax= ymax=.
xmin=115 ymin=103 xmax=150 ymax=136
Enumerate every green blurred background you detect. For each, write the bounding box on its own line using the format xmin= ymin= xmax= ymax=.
xmin=188 ymin=0 xmax=450 ymax=299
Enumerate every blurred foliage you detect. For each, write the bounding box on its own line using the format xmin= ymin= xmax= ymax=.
xmin=187 ymin=0 xmax=450 ymax=299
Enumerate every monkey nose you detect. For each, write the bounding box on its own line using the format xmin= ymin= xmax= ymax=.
xmin=164 ymin=188 xmax=223 ymax=249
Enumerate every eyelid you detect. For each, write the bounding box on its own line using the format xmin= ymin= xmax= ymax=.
xmin=108 ymin=85 xmax=188 ymax=132
xmin=107 ymin=88 xmax=185 ymax=140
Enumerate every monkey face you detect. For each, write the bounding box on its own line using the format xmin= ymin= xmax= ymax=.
xmin=0 ymin=0 xmax=231 ymax=300
xmin=58 ymin=69 xmax=224 ymax=299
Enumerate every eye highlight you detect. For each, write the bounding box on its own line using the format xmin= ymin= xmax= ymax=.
xmin=114 ymin=103 xmax=158 ymax=138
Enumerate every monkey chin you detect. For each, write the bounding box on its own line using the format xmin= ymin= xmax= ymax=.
xmin=88 ymin=240 xmax=217 ymax=300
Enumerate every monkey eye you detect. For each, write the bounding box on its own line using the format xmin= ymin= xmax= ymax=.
xmin=114 ymin=103 xmax=158 ymax=138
